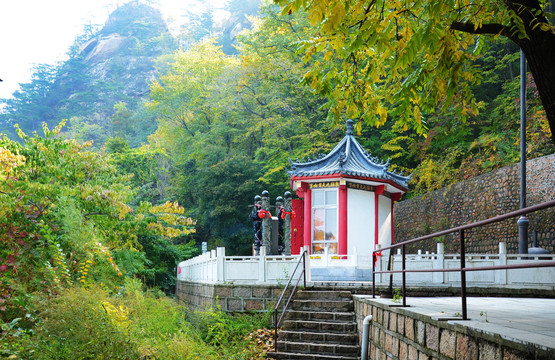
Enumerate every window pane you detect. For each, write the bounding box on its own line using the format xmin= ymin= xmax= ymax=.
xmin=325 ymin=208 xmax=337 ymax=241
xmin=313 ymin=209 xmax=325 ymax=241
xmin=325 ymin=190 xmax=337 ymax=205
xmin=328 ymin=242 xmax=338 ymax=254
xmin=313 ymin=190 xmax=324 ymax=206
xmin=313 ymin=242 xmax=325 ymax=254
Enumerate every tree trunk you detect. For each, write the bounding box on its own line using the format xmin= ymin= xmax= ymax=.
xmin=507 ymin=0 xmax=555 ymax=143
xmin=452 ymin=0 xmax=555 ymax=143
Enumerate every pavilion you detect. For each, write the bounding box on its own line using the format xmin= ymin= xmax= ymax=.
xmin=286 ymin=119 xmax=410 ymax=258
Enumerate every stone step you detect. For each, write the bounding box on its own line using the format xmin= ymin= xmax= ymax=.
xmin=276 ymin=340 xmax=360 ymax=356
xmin=282 ymin=319 xmax=357 ymax=333
xmin=295 ymin=290 xmax=353 ymax=300
xmin=267 ymin=351 xmax=359 ymax=360
xmin=291 ymin=299 xmax=354 ymax=312
xmin=285 ymin=310 xmax=356 ymax=322
xmin=279 ymin=329 xmax=358 ymax=344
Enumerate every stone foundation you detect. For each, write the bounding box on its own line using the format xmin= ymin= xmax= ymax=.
xmin=176 ymin=280 xmax=290 ymax=312
xmin=354 ymin=296 xmax=555 ymax=360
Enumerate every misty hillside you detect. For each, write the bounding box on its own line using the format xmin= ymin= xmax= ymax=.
xmin=0 ymin=1 xmax=260 ymax=147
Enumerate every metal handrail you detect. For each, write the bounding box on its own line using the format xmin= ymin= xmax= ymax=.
xmin=372 ymin=199 xmax=555 ymax=320
xmin=273 ymin=249 xmax=307 ymax=352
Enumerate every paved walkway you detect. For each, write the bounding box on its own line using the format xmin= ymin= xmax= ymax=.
xmin=365 ymin=296 xmax=555 ymax=350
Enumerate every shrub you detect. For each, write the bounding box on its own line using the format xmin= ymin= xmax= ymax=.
xmin=4 ymin=279 xmax=270 ymax=359
xmin=27 ymin=285 xmax=140 ymax=360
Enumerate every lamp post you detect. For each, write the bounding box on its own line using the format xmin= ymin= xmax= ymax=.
xmin=517 ymin=50 xmax=529 ymax=254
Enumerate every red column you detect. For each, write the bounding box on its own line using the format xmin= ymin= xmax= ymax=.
xmin=295 ymin=182 xmax=312 ymax=253
xmin=374 ymin=185 xmax=385 ymax=247
xmin=338 ymin=184 xmax=348 ymax=255
xmin=303 ymin=187 xmax=312 ymax=251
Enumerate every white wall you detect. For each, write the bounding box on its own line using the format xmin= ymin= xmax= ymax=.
xmin=347 ymin=188 xmax=374 ymax=256
xmin=378 ymin=195 xmax=392 ymax=250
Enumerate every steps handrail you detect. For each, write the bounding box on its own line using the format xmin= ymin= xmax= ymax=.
xmin=273 ymin=249 xmax=307 ymax=352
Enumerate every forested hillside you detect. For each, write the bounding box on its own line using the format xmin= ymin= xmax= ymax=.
xmin=2 ymin=1 xmax=554 ymax=256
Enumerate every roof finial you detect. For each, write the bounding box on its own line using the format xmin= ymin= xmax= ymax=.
xmin=346 ymin=119 xmax=354 ymax=135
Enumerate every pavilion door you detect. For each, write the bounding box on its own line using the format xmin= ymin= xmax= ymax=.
xmin=290 ymin=199 xmax=304 ymax=255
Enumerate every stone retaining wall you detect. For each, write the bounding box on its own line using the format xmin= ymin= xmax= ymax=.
xmin=176 ymin=280 xmax=289 ymax=312
xmin=354 ymin=297 xmax=554 ymax=360
xmin=395 ymin=154 xmax=555 ymax=254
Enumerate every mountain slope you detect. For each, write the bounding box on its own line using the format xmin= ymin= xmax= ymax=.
xmin=0 ymin=2 xmax=176 ymax=146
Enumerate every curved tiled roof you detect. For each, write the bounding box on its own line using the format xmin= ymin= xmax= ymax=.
xmin=286 ymin=120 xmax=411 ymax=189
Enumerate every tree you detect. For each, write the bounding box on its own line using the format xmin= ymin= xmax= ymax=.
xmin=273 ymin=0 xmax=555 ymax=142
xmin=147 ymin=12 xmax=339 ymax=253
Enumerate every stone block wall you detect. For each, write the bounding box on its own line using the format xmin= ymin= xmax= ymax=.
xmin=176 ymin=280 xmax=289 ymax=312
xmin=354 ymin=297 xmax=555 ymax=360
xmin=395 ymin=154 xmax=555 ymax=254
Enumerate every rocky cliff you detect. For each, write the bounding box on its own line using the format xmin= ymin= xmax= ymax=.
xmin=53 ymin=3 xmax=175 ymax=123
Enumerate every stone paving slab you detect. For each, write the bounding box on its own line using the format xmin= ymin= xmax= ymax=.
xmin=361 ymin=296 xmax=555 ymax=349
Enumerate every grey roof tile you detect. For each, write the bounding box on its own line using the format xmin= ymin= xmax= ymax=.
xmin=286 ymin=120 xmax=411 ymax=189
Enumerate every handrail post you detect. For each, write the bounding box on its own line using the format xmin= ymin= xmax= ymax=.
xmin=460 ymin=229 xmax=468 ymax=320
xmin=273 ymin=308 xmax=278 ymax=350
xmin=402 ymin=244 xmax=406 ymax=307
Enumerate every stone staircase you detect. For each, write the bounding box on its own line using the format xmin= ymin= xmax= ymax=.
xmin=268 ymin=289 xmax=360 ymax=360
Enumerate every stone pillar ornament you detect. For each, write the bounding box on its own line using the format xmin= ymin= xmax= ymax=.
xmin=275 ymin=196 xmax=284 ymax=255
xmin=283 ymin=191 xmax=292 ymax=255
xmin=261 ymin=190 xmax=272 ymax=251
xmin=250 ymin=195 xmax=262 ymax=255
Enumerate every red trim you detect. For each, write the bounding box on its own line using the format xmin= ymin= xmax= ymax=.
xmin=374 ymin=191 xmax=378 ymax=247
xmin=290 ymin=174 xmax=408 ymax=193
xmin=391 ymin=198 xmax=395 ymax=245
xmin=374 ymin=185 xmax=385 ymax=247
xmin=391 ymin=192 xmax=403 ymax=202
xmin=338 ymin=184 xmax=348 ymax=255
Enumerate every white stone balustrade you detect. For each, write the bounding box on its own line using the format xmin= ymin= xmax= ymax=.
xmin=178 ymin=246 xmax=304 ymax=285
xmin=375 ymin=242 xmax=555 ymax=288
xmin=178 ymin=242 xmax=555 ymax=288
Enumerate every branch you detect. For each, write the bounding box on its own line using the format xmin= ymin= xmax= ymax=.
xmin=274 ymin=17 xmax=297 ymax=33
xmin=450 ymin=21 xmax=510 ymax=38
xmin=84 ymin=212 xmax=109 ymax=219
xmin=239 ymin=97 xmax=265 ymax=119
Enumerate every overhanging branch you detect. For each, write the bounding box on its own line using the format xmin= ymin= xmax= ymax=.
xmin=450 ymin=21 xmax=509 ymax=38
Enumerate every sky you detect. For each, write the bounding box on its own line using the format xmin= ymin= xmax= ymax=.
xmin=0 ymin=0 xmax=228 ymax=100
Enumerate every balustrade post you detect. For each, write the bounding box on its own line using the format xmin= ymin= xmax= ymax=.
xmin=434 ymin=242 xmax=445 ymax=284
xmin=303 ymin=245 xmax=311 ymax=282
xmin=498 ymin=242 xmax=507 ymax=285
xmin=376 ymin=244 xmax=382 ymax=283
xmin=259 ymin=246 xmax=266 ymax=283
xmin=216 ymin=247 xmax=225 ymax=283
